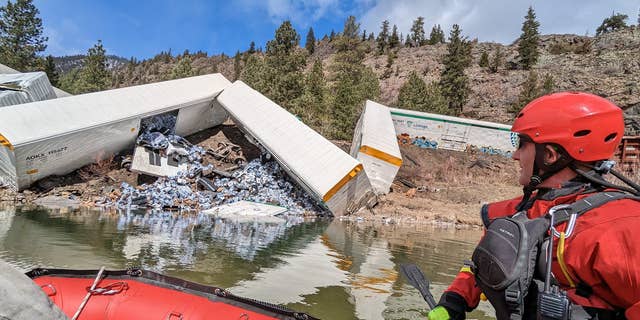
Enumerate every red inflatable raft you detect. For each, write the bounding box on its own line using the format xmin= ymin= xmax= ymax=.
xmin=27 ymin=268 xmax=317 ymax=320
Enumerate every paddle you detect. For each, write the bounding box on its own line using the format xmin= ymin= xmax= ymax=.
xmin=400 ymin=263 xmax=437 ymax=309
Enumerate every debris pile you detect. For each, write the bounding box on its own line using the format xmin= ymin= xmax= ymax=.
xmin=103 ymin=142 xmax=322 ymax=214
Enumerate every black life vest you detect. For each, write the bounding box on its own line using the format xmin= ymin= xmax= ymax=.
xmin=471 ymin=191 xmax=637 ymax=320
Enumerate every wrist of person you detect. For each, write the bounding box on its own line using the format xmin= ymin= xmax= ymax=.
xmin=436 ymin=291 xmax=469 ymax=320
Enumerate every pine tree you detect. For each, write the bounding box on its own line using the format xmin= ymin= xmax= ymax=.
xmin=263 ymin=21 xmax=306 ymax=111
xmin=240 ymin=55 xmax=267 ymax=92
xmin=170 ymin=55 xmax=194 ymax=80
xmin=58 ymin=67 xmax=81 ymax=94
xmin=489 ymin=46 xmax=503 ymax=73
xmin=389 ymin=24 xmax=400 ymax=48
xmin=428 ymin=24 xmax=445 ymax=44
xmin=305 ymin=27 xmax=315 ymax=54
xmin=42 ymin=55 xmax=58 ymax=86
xmin=479 ymin=51 xmax=489 ymax=68
xmin=376 ymin=20 xmax=390 ymax=54
xmin=596 ymin=12 xmax=628 ymax=35
xmin=368 ymin=32 xmax=375 ymax=41
xmin=329 ymin=29 xmax=336 ymax=42
xmin=541 ymin=73 xmax=554 ymax=95
xmin=295 ymin=59 xmax=327 ymax=131
xmin=248 ymin=41 xmax=256 ymax=54
xmin=439 ymin=24 xmax=472 ymax=115
xmin=410 ymin=17 xmax=426 ymax=47
xmin=511 ymin=70 xmax=540 ymax=113
xmin=343 ymin=16 xmax=359 ymax=38
xmin=76 ymin=40 xmax=111 ymax=93
xmin=233 ymin=50 xmax=242 ymax=81
xmin=517 ymin=6 xmax=540 ymax=70
xmin=0 ymin=0 xmax=47 ymax=71
xmin=330 ymin=16 xmax=379 ymax=139
xmin=398 ymin=71 xmax=448 ymax=114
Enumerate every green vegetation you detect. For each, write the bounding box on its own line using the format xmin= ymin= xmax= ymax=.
xmin=305 ymin=27 xmax=315 ymax=54
xmin=389 ymin=24 xmax=400 ymax=48
xmin=397 ymin=71 xmax=448 ymax=114
xmin=42 ymin=55 xmax=58 ymax=86
xmin=0 ymin=0 xmax=47 ymax=71
xmin=409 ymin=17 xmax=426 ymax=47
xmin=439 ymin=24 xmax=472 ymax=115
xmin=511 ymin=71 xmax=555 ymax=113
xmin=376 ymin=20 xmax=390 ymax=54
xmin=428 ymin=24 xmax=445 ymax=45
xmin=489 ymin=46 xmax=503 ymax=73
xmin=170 ymin=55 xmax=195 ymax=80
xmin=517 ymin=6 xmax=540 ymax=70
xmin=59 ymin=40 xmax=111 ymax=94
xmin=596 ymin=13 xmax=628 ymax=35
xmin=330 ymin=16 xmax=379 ymax=139
xmin=478 ymin=51 xmax=489 ymax=68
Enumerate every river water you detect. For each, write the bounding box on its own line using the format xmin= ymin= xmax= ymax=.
xmin=0 ymin=205 xmax=496 ymax=319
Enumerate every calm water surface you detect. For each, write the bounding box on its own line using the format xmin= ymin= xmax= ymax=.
xmin=0 ymin=205 xmax=495 ymax=320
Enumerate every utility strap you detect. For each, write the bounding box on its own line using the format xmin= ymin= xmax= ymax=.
xmin=552 ymin=191 xmax=639 ymax=225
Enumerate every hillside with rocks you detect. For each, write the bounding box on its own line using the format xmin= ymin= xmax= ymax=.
xmin=95 ymin=27 xmax=640 ymax=133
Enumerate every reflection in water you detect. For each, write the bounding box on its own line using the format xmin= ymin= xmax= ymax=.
xmin=0 ymin=206 xmax=496 ymax=319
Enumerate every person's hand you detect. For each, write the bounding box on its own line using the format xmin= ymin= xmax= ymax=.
xmin=428 ymin=306 xmax=450 ymax=320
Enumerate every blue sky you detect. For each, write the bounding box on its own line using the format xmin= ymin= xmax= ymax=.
xmin=34 ymin=0 xmax=639 ymax=60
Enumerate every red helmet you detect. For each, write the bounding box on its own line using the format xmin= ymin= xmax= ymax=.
xmin=511 ymin=92 xmax=624 ymax=162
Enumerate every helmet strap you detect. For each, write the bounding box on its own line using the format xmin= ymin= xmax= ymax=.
xmin=516 ymin=143 xmax=573 ymax=211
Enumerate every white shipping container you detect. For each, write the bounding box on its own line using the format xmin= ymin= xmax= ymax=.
xmin=351 ymin=100 xmax=402 ymax=194
xmin=0 ymin=74 xmax=231 ymax=190
xmin=0 ymin=72 xmax=56 ymax=107
xmin=216 ymin=81 xmax=375 ymax=216
xmin=389 ymin=107 xmax=515 ymax=157
xmin=0 ymin=63 xmax=71 ymax=98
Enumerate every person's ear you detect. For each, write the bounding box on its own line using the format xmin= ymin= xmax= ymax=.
xmin=543 ymin=145 xmax=560 ymax=166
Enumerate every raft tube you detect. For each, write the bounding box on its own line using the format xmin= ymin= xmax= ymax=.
xmin=27 ymin=268 xmax=318 ymax=320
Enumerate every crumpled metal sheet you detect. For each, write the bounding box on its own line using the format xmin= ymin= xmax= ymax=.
xmin=136 ymin=132 xmax=170 ymax=150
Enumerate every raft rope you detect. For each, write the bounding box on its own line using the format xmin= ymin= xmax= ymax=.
xmin=71 ymin=266 xmax=105 ymax=320
xmin=557 ymin=232 xmax=576 ymax=288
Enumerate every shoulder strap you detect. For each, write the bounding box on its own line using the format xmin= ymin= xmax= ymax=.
xmin=552 ymin=191 xmax=640 ymax=225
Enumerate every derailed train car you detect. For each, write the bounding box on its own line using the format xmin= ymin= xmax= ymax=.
xmin=217 ymin=81 xmax=375 ymax=216
xmin=0 ymin=74 xmax=230 ymax=190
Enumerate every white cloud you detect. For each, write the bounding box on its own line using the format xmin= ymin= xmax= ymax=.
xmin=264 ymin=0 xmax=341 ymax=26
xmin=359 ymin=0 xmax=639 ymax=44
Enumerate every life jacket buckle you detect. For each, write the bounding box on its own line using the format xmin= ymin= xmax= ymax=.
xmin=505 ymin=289 xmax=521 ymax=306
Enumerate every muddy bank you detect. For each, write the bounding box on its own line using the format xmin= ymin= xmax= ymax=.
xmin=0 ymin=126 xmax=521 ymax=226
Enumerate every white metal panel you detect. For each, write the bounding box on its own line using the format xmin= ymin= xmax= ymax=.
xmin=0 ymin=146 xmax=16 ymax=190
xmin=0 ymin=72 xmax=56 ymax=107
xmin=0 ymin=74 xmax=231 ymax=147
xmin=360 ymin=101 xmax=402 ymax=159
xmin=324 ymin=166 xmax=375 ymax=215
xmin=129 ymin=145 xmax=189 ymax=178
xmin=13 ymin=119 xmax=139 ymax=189
xmin=351 ymin=101 xmax=401 ymax=195
xmin=202 ymin=200 xmax=288 ymax=217
xmin=175 ymin=100 xmax=228 ymax=136
xmin=0 ymin=63 xmax=70 ymax=98
xmin=389 ymin=107 xmax=515 ymax=157
xmin=217 ymin=81 xmax=374 ymax=216
xmin=356 ymin=152 xmax=399 ymax=194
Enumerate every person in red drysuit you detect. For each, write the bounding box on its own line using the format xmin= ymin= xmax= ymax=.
xmin=428 ymin=92 xmax=640 ymax=320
